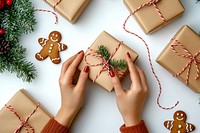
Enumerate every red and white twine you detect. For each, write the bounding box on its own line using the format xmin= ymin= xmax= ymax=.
xmin=85 ymin=42 xmax=124 ymax=82
xmin=171 ymin=38 xmax=200 ymax=84
xmin=123 ymin=0 xmax=178 ymax=110
xmin=5 ymin=103 xmax=40 ymax=133
xmin=35 ymin=9 xmax=58 ymax=24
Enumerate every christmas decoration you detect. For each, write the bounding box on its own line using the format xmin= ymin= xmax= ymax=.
xmin=157 ymin=25 xmax=200 ymax=93
xmin=0 ymin=0 xmax=5 ymax=9
xmin=44 ymin=0 xmax=90 ymax=23
xmin=6 ymin=0 xmax=12 ymax=6
xmin=96 ymin=45 xmax=127 ymax=70
xmin=0 ymin=28 xmax=5 ymax=35
xmin=0 ymin=0 xmax=37 ymax=82
xmin=0 ymin=37 xmax=9 ymax=54
xmin=123 ymin=0 xmax=185 ymax=34
xmin=78 ymin=31 xmax=138 ymax=92
xmin=0 ymin=89 xmax=52 ymax=132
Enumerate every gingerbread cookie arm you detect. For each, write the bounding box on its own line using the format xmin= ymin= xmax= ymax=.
xmin=38 ymin=38 xmax=48 ymax=47
xmin=57 ymin=43 xmax=67 ymax=51
xmin=164 ymin=120 xmax=174 ymax=131
xmin=185 ymin=123 xmax=195 ymax=132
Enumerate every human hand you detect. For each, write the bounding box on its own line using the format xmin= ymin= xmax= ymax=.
xmin=110 ymin=52 xmax=148 ymax=127
xmin=55 ymin=50 xmax=89 ymax=127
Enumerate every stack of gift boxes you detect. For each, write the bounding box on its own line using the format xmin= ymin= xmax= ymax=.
xmin=0 ymin=0 xmax=199 ymax=132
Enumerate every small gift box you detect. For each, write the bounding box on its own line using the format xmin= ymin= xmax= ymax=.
xmin=45 ymin=0 xmax=90 ymax=23
xmin=157 ymin=25 xmax=200 ymax=93
xmin=0 ymin=89 xmax=52 ymax=132
xmin=78 ymin=31 xmax=138 ymax=92
xmin=124 ymin=0 xmax=185 ymax=34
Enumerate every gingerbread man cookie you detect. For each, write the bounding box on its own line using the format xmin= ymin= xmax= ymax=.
xmin=164 ymin=110 xmax=195 ymax=133
xmin=35 ymin=31 xmax=67 ymax=64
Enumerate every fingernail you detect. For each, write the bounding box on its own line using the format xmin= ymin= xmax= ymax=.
xmin=84 ymin=66 xmax=90 ymax=73
xmin=109 ymin=71 xmax=115 ymax=77
xmin=78 ymin=50 xmax=83 ymax=54
xmin=127 ymin=52 xmax=131 ymax=58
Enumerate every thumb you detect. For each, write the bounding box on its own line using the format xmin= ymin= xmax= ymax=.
xmin=76 ymin=66 xmax=89 ymax=93
xmin=109 ymin=71 xmax=124 ymax=96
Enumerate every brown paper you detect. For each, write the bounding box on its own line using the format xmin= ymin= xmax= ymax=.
xmin=0 ymin=89 xmax=52 ymax=132
xmin=78 ymin=31 xmax=138 ymax=92
xmin=45 ymin=0 xmax=90 ymax=23
xmin=157 ymin=25 xmax=200 ymax=93
xmin=124 ymin=0 xmax=185 ymax=34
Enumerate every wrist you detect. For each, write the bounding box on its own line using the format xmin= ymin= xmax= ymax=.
xmin=55 ymin=108 xmax=77 ymax=128
xmin=123 ymin=115 xmax=141 ymax=127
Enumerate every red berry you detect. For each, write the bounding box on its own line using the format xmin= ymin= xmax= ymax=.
xmin=6 ymin=0 xmax=12 ymax=6
xmin=0 ymin=0 xmax=5 ymax=9
xmin=0 ymin=29 xmax=5 ymax=35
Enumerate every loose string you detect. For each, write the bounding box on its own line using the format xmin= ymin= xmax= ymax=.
xmin=123 ymin=0 xmax=178 ymax=110
xmin=171 ymin=38 xmax=200 ymax=84
xmin=5 ymin=103 xmax=40 ymax=133
xmin=35 ymin=9 xmax=58 ymax=24
xmin=85 ymin=42 xmax=124 ymax=82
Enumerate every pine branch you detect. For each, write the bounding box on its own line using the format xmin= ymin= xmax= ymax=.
xmin=96 ymin=45 xmax=127 ymax=70
xmin=0 ymin=0 xmax=37 ymax=82
xmin=0 ymin=43 xmax=37 ymax=82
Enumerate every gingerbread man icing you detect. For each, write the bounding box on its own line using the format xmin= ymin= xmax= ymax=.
xmin=164 ymin=110 xmax=195 ymax=133
xmin=35 ymin=31 xmax=67 ymax=64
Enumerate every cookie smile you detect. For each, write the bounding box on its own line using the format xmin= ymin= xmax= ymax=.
xmin=176 ymin=117 xmax=184 ymax=121
xmin=50 ymin=37 xmax=58 ymax=42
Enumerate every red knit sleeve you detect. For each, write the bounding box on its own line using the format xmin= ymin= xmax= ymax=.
xmin=120 ymin=120 xmax=149 ymax=133
xmin=41 ymin=118 xmax=70 ymax=133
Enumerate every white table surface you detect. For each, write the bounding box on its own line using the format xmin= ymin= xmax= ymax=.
xmin=0 ymin=0 xmax=200 ymax=132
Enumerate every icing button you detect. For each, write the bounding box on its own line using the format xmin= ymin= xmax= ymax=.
xmin=178 ymin=125 xmax=182 ymax=128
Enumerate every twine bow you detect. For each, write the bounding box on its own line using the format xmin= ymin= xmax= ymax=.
xmin=171 ymin=38 xmax=200 ymax=84
xmin=5 ymin=103 xmax=40 ymax=133
xmin=84 ymin=42 xmax=124 ymax=82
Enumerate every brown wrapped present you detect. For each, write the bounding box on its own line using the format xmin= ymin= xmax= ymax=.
xmin=157 ymin=25 xmax=200 ymax=93
xmin=78 ymin=31 xmax=138 ymax=92
xmin=0 ymin=89 xmax=52 ymax=132
xmin=124 ymin=0 xmax=185 ymax=34
xmin=45 ymin=0 xmax=90 ymax=23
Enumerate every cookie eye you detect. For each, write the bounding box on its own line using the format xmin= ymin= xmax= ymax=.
xmin=52 ymin=33 xmax=55 ymax=36
xmin=56 ymin=34 xmax=58 ymax=37
xmin=177 ymin=113 xmax=179 ymax=116
xmin=181 ymin=114 xmax=183 ymax=116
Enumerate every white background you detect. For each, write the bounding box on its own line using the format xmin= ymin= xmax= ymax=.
xmin=0 ymin=0 xmax=200 ymax=132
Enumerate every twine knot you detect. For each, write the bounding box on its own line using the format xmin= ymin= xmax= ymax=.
xmin=171 ymin=38 xmax=200 ymax=84
xmin=5 ymin=103 xmax=40 ymax=133
xmin=84 ymin=42 xmax=124 ymax=82
xmin=148 ymin=0 xmax=159 ymax=5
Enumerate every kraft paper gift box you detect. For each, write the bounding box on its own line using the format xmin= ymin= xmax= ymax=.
xmin=157 ymin=25 xmax=200 ymax=93
xmin=78 ymin=31 xmax=138 ymax=92
xmin=45 ymin=0 xmax=90 ymax=23
xmin=124 ymin=0 xmax=185 ymax=34
xmin=0 ymin=89 xmax=52 ymax=132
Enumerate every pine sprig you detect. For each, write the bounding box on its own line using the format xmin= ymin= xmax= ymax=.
xmin=96 ymin=45 xmax=127 ymax=70
xmin=0 ymin=0 xmax=36 ymax=44
xmin=0 ymin=0 xmax=37 ymax=82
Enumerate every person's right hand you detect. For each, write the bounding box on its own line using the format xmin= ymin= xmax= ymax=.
xmin=110 ymin=52 xmax=148 ymax=127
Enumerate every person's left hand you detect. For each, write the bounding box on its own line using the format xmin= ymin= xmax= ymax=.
xmin=55 ymin=50 xmax=90 ymax=127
